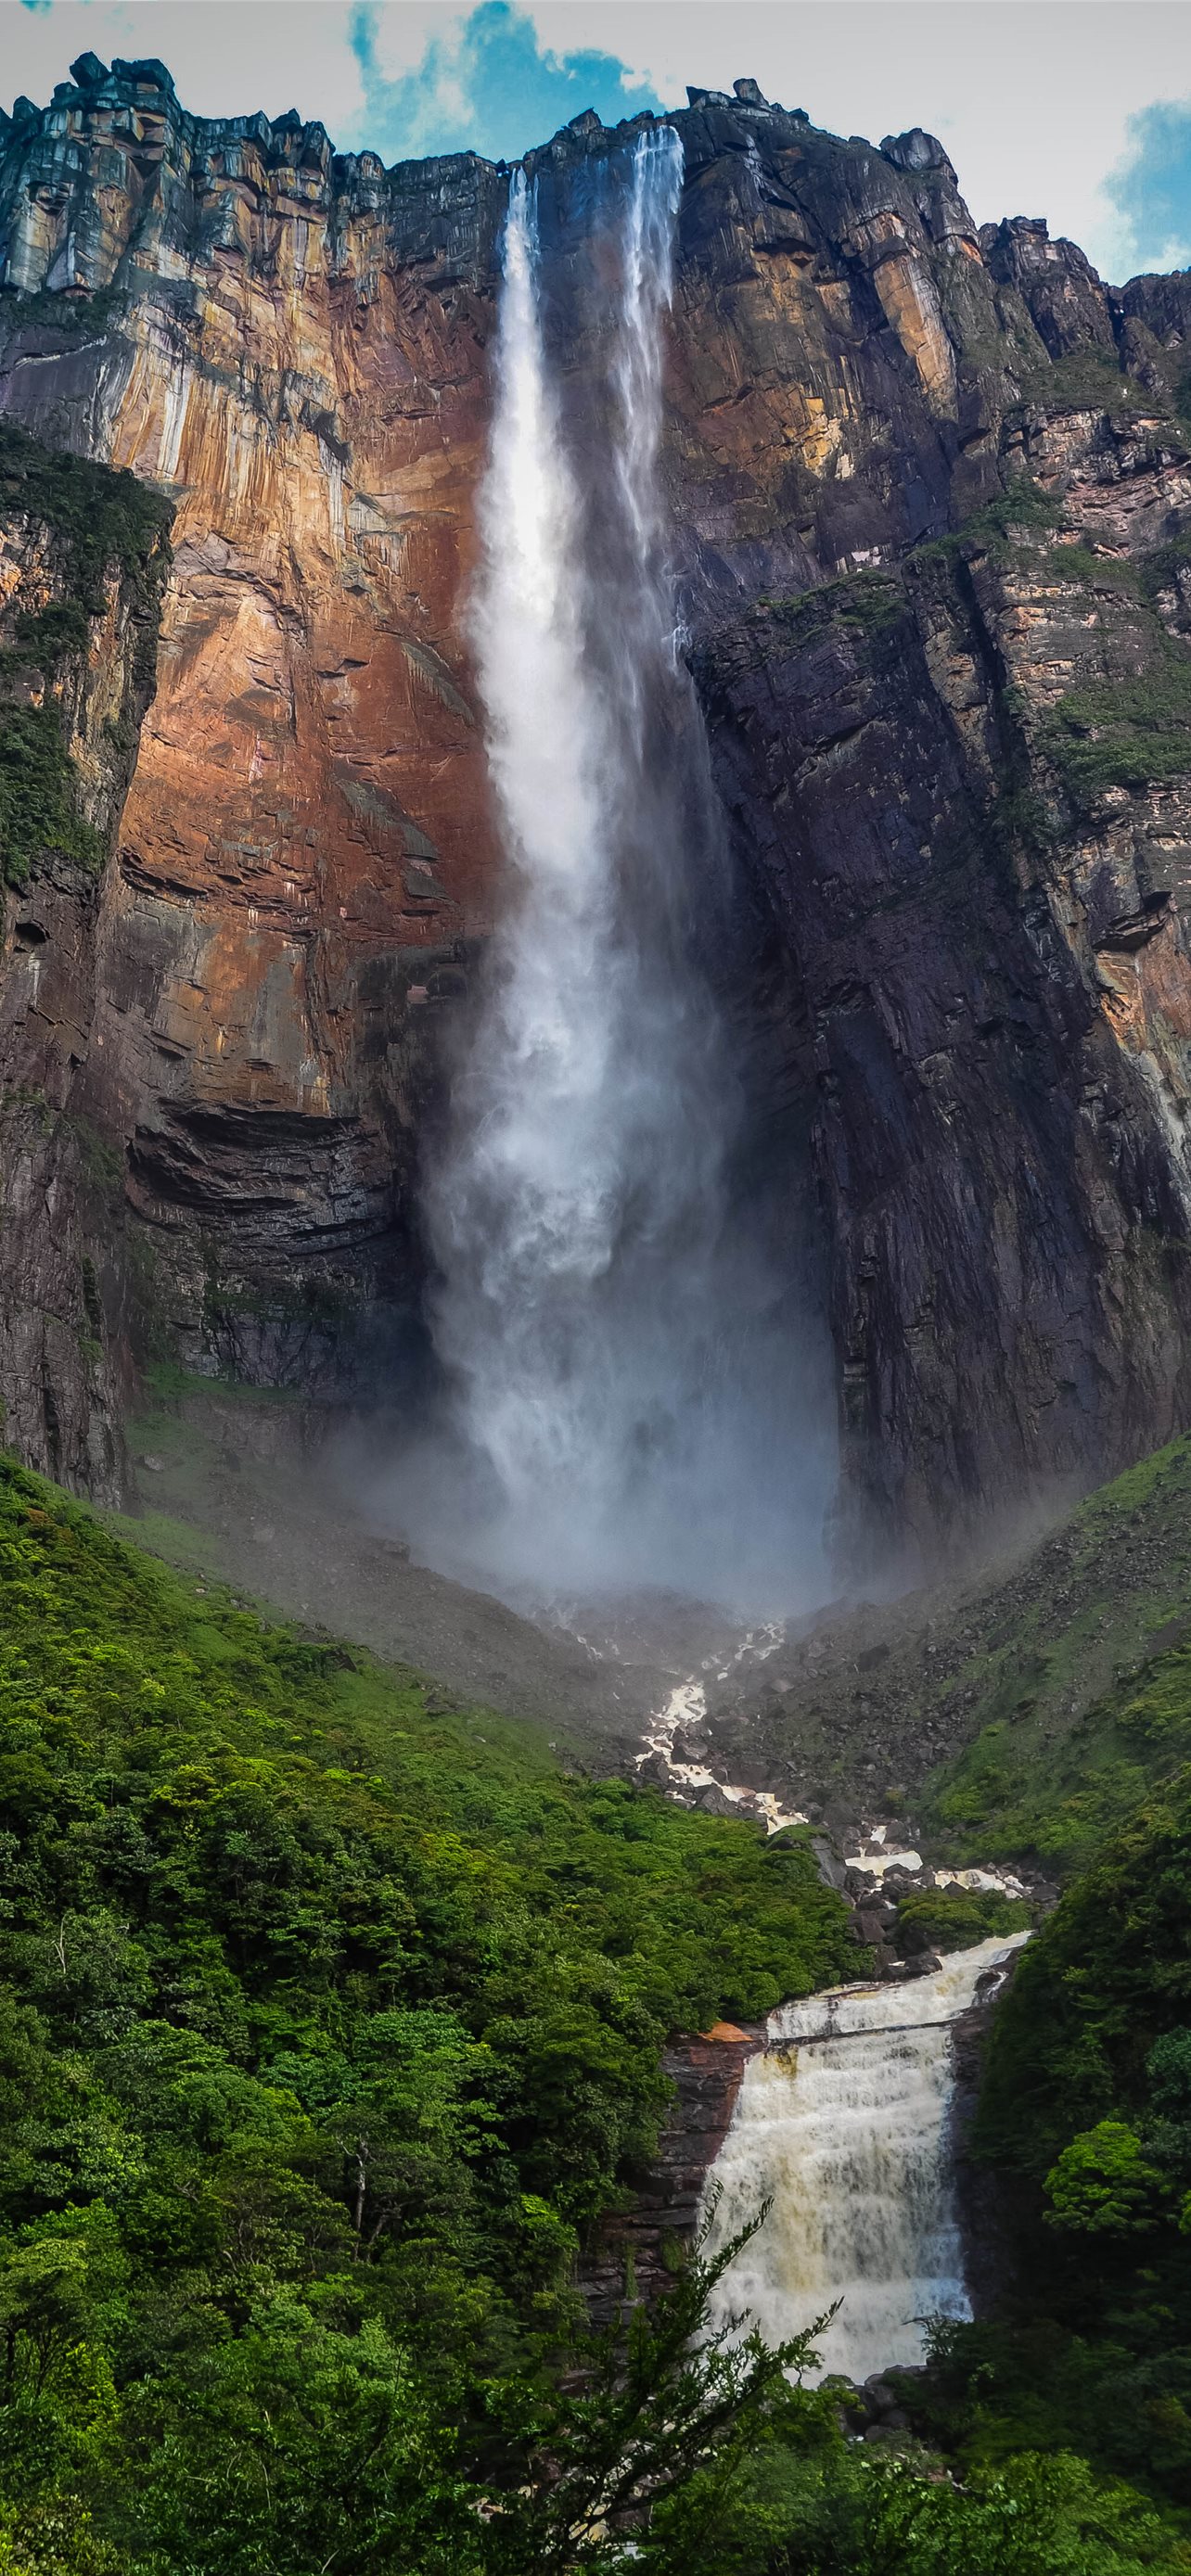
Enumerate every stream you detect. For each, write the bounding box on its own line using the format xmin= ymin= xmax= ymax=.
xmin=634 ymin=1660 xmax=1031 ymax=2386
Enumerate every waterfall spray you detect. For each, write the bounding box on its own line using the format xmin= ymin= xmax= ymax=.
xmin=407 ymin=129 xmax=832 ymax=1612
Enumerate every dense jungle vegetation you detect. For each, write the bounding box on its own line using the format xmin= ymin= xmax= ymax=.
xmin=897 ymin=1769 xmax=1191 ymax=2557
xmin=0 ymin=1453 xmax=1188 ymax=2570
xmin=886 ymin=1449 xmax=1191 ymax=2559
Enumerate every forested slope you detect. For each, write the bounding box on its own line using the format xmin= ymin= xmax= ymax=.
xmin=0 ymin=1457 xmax=1188 ymax=2571
xmin=0 ymin=1456 xmax=851 ymax=2570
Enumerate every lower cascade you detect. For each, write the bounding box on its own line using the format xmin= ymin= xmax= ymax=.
xmin=700 ymin=1934 xmax=1031 ymax=2385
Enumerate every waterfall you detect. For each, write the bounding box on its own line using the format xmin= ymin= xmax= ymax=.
xmin=404 ymin=128 xmax=833 ymax=1616
xmin=701 ymin=1935 xmax=1031 ymax=2383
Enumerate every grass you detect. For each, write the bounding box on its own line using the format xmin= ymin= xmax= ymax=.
xmin=0 ymin=283 xmax=128 ymax=342
xmin=0 ymin=414 xmax=171 ymax=607
xmin=1040 ymin=650 xmax=1191 ymax=803
xmin=908 ymin=478 xmax=1068 ymax=578
xmin=139 ymin=1359 xmax=303 ymax=1409
xmin=1015 ymin=345 xmax=1159 ymax=420
xmin=1041 ymin=544 xmax=1143 ymax=594
xmin=752 ymin=567 xmax=906 ymax=644
xmin=1140 ymin=529 xmax=1191 ymax=605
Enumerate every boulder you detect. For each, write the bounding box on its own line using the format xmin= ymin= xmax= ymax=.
xmin=811 ymin=1835 xmax=849 ymax=1892
xmin=637 ymin=1752 xmax=672 ymax=1789
xmin=880 ymin=126 xmax=954 ymax=176
xmin=697 ymin=1783 xmax=739 ymax=1818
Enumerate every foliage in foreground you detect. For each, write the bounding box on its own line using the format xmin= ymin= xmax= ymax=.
xmin=903 ymin=1771 xmax=1191 ymax=2523
xmin=0 ymin=1458 xmax=855 ymax=2566
xmin=0 ymin=1454 xmax=1185 ymax=2570
xmin=663 ymin=2440 xmax=1189 ymax=2573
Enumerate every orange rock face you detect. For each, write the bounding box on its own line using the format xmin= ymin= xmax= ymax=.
xmin=2 ymin=70 xmax=510 ymax=1374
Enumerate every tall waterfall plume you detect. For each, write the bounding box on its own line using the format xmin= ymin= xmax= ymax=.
xmin=409 ymin=128 xmax=831 ymax=1613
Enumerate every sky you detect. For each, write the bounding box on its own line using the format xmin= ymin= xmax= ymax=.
xmin=4 ymin=0 xmax=1191 ymax=283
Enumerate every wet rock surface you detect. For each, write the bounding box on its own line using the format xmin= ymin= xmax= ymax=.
xmin=697 ymin=403 xmax=1191 ymax=1560
xmin=583 ymin=2022 xmax=764 ymax=2327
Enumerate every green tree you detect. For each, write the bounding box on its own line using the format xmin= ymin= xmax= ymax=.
xmin=1044 ymin=2123 xmax=1165 ymax=2236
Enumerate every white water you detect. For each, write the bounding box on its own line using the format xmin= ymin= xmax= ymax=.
xmin=701 ymin=1934 xmax=1031 ymax=2383
xmin=638 ymin=1658 xmax=809 ymax=1833
xmin=398 ymin=130 xmax=833 ymax=1616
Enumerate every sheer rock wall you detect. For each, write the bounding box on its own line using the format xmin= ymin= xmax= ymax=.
xmin=0 ymin=428 xmax=168 ymax=1488
xmin=6 ymin=57 xmax=1191 ymax=1548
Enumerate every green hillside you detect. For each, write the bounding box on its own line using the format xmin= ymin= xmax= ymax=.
xmin=900 ymin=1768 xmax=1191 ymax=2548
xmin=0 ymin=1456 xmax=857 ymax=2571
xmin=734 ymin=1434 xmax=1191 ymax=1878
xmin=922 ymin=1438 xmax=1191 ymax=1870
xmin=0 ymin=1454 xmax=1186 ymax=2571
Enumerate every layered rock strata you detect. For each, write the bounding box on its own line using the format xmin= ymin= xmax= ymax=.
xmin=5 ymin=57 xmax=1191 ymax=1542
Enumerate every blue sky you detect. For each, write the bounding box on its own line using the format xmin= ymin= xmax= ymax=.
xmin=6 ymin=1 xmax=1191 ymax=282
xmin=348 ymin=2 xmax=660 ymax=158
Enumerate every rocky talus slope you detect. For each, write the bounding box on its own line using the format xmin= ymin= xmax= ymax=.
xmin=6 ymin=58 xmax=1191 ymax=1548
xmin=685 ymin=1429 xmax=1191 ymax=1873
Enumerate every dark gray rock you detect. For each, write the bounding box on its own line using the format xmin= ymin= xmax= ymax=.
xmin=812 ymin=1835 xmax=849 ymax=1892
xmin=880 ymin=127 xmax=953 ymax=176
xmin=637 ymin=1753 xmax=672 ymax=1788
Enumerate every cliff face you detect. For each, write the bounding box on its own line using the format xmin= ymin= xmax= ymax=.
xmin=697 ymin=414 xmax=1191 ymax=1549
xmin=0 ymin=416 xmax=169 ymax=1490
xmin=6 ymin=55 xmax=1191 ymax=1550
xmin=0 ymin=55 xmax=506 ymax=1397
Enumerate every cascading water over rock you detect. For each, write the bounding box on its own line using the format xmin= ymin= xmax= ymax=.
xmin=700 ymin=1936 xmax=1031 ymax=2384
xmin=403 ymin=128 xmax=833 ymax=1613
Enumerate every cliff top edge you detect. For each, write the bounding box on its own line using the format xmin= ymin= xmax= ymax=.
xmin=1 ymin=48 xmax=958 ymax=202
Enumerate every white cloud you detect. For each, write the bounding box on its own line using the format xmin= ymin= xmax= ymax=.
xmin=0 ymin=1 xmax=369 ymax=132
xmin=361 ymin=1 xmax=466 ymax=82
xmin=521 ymin=0 xmax=1191 ymax=277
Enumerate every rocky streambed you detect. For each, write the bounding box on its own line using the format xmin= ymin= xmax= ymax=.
xmin=634 ymin=1670 xmax=1046 ymax=1974
xmin=596 ymin=1662 xmax=1046 ymax=2390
